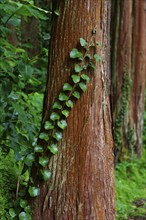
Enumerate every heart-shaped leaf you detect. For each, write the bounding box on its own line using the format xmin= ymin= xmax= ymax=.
xmin=24 ymin=205 xmax=31 ymax=213
xmin=34 ymin=145 xmax=44 ymax=153
xmin=18 ymin=211 xmax=31 ymax=220
xmin=53 ymin=131 xmax=63 ymax=141
xmin=25 ymin=153 xmax=35 ymax=166
xmin=74 ymin=64 xmax=83 ymax=73
xmin=44 ymin=121 xmax=54 ymax=130
xmin=48 ymin=143 xmax=58 ymax=154
xmin=57 ymin=120 xmax=67 ymax=130
xmin=52 ymin=101 xmax=62 ymax=110
xmin=28 ymin=186 xmax=40 ymax=198
xmin=66 ymin=100 xmax=73 ymax=108
xmin=72 ymin=91 xmax=80 ymax=99
xmin=63 ymin=83 xmax=73 ymax=91
xmin=9 ymin=208 xmax=16 ymax=218
xmin=20 ymin=199 xmax=28 ymax=208
xmin=50 ymin=112 xmax=60 ymax=121
xmin=94 ymin=54 xmax=101 ymax=62
xmin=81 ymin=74 xmax=90 ymax=83
xmin=79 ymin=82 xmax=87 ymax=92
xmin=39 ymin=157 xmax=49 ymax=167
xmin=41 ymin=170 xmax=51 ymax=181
xmin=70 ymin=48 xmax=82 ymax=59
xmin=71 ymin=75 xmax=80 ymax=83
xmin=58 ymin=92 xmax=68 ymax=101
xmin=39 ymin=132 xmax=49 ymax=141
xmin=80 ymin=37 xmax=88 ymax=47
xmin=62 ymin=109 xmax=69 ymax=117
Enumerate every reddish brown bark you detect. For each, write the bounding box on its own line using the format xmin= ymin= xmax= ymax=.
xmin=111 ymin=0 xmax=146 ymax=160
xmin=32 ymin=1 xmax=115 ymax=219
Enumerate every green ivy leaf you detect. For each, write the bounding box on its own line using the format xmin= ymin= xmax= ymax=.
xmin=50 ymin=112 xmax=60 ymax=121
xmin=18 ymin=211 xmax=31 ymax=220
xmin=54 ymin=9 xmax=60 ymax=16
xmin=58 ymin=92 xmax=68 ymax=101
xmin=39 ymin=157 xmax=49 ymax=167
xmin=41 ymin=170 xmax=51 ymax=181
xmin=80 ymin=38 xmax=88 ymax=47
xmin=53 ymin=131 xmax=63 ymax=141
xmin=44 ymin=121 xmax=54 ymax=130
xmin=72 ymin=91 xmax=80 ymax=99
xmin=20 ymin=199 xmax=28 ymax=208
xmin=52 ymin=101 xmax=62 ymax=110
xmin=24 ymin=205 xmax=31 ymax=213
xmin=86 ymin=53 xmax=92 ymax=59
xmin=70 ymin=48 xmax=82 ymax=59
xmin=79 ymin=82 xmax=87 ymax=92
xmin=63 ymin=83 xmax=73 ymax=91
xmin=39 ymin=132 xmax=49 ymax=141
xmin=9 ymin=208 xmax=16 ymax=218
xmin=48 ymin=143 xmax=58 ymax=154
xmin=74 ymin=64 xmax=83 ymax=73
xmin=28 ymin=186 xmax=40 ymax=198
xmin=57 ymin=120 xmax=67 ymax=130
xmin=71 ymin=75 xmax=80 ymax=83
xmin=89 ymin=61 xmax=96 ymax=70
xmin=66 ymin=100 xmax=73 ymax=108
xmin=34 ymin=145 xmax=44 ymax=153
xmin=24 ymin=153 xmax=35 ymax=166
xmin=81 ymin=74 xmax=90 ymax=83
xmin=62 ymin=109 xmax=69 ymax=117
xmin=94 ymin=54 xmax=101 ymax=62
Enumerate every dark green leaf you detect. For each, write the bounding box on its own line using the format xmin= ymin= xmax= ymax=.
xmin=74 ymin=64 xmax=83 ymax=73
xmin=25 ymin=153 xmax=35 ymax=165
xmin=54 ymin=9 xmax=60 ymax=16
xmin=66 ymin=100 xmax=73 ymax=108
xmin=72 ymin=91 xmax=80 ymax=99
xmin=63 ymin=83 xmax=73 ymax=91
xmin=86 ymin=53 xmax=92 ymax=59
xmin=48 ymin=143 xmax=58 ymax=154
xmin=9 ymin=208 xmax=16 ymax=218
xmin=41 ymin=170 xmax=51 ymax=181
xmin=20 ymin=199 xmax=28 ymax=208
xmin=24 ymin=205 xmax=31 ymax=213
xmin=70 ymin=48 xmax=82 ymax=59
xmin=57 ymin=120 xmax=67 ymax=130
xmin=28 ymin=186 xmax=40 ymax=198
xmin=39 ymin=157 xmax=49 ymax=167
xmin=94 ymin=54 xmax=101 ymax=62
xmin=79 ymin=82 xmax=87 ymax=92
xmin=44 ymin=121 xmax=54 ymax=130
xmin=50 ymin=112 xmax=60 ymax=121
xmin=80 ymin=38 xmax=88 ymax=47
xmin=52 ymin=101 xmax=62 ymax=109
xmin=34 ymin=145 xmax=44 ymax=153
xmin=89 ymin=62 xmax=96 ymax=70
xmin=71 ymin=75 xmax=80 ymax=83
xmin=18 ymin=211 xmax=31 ymax=220
xmin=58 ymin=92 xmax=68 ymax=101
xmin=39 ymin=132 xmax=49 ymax=141
xmin=53 ymin=131 xmax=63 ymax=141
xmin=81 ymin=74 xmax=90 ymax=83
xmin=62 ymin=109 xmax=69 ymax=118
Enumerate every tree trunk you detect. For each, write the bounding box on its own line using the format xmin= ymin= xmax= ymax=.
xmin=32 ymin=0 xmax=115 ymax=219
xmin=111 ymin=0 xmax=146 ymax=161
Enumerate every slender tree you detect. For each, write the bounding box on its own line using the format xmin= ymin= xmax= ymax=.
xmin=31 ymin=1 xmax=115 ymax=219
xmin=111 ymin=0 xmax=146 ymax=161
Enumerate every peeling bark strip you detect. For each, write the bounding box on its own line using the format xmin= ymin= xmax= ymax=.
xmin=111 ymin=0 xmax=146 ymax=160
xmin=32 ymin=1 xmax=115 ymax=219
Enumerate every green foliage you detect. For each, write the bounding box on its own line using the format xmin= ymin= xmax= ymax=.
xmin=116 ymin=149 xmax=146 ymax=219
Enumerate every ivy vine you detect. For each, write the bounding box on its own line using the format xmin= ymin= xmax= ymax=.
xmin=9 ymin=31 xmax=101 ymax=219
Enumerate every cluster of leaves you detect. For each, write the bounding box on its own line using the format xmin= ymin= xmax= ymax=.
xmin=114 ymin=73 xmax=132 ymax=161
xmin=10 ymin=36 xmax=101 ymax=219
xmin=116 ymin=149 xmax=146 ymax=219
xmin=0 ymin=0 xmax=50 ymax=219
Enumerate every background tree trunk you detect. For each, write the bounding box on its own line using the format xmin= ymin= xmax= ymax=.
xmin=111 ymin=0 xmax=146 ymax=161
xmin=32 ymin=0 xmax=115 ymax=219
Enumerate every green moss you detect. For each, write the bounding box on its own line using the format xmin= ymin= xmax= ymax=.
xmin=116 ymin=149 xmax=146 ymax=219
xmin=0 ymin=150 xmax=17 ymax=219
